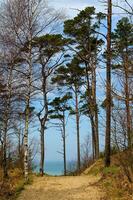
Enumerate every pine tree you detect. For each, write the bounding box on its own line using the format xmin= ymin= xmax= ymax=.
xmin=52 ymin=56 xmax=84 ymax=171
xmin=49 ymin=94 xmax=72 ymax=176
xmin=112 ymin=17 xmax=133 ymax=148
xmin=32 ymin=34 xmax=69 ymax=176
xmin=64 ymin=7 xmax=105 ymax=159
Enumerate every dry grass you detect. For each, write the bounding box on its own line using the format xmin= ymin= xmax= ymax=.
xmin=0 ymin=168 xmax=29 ymax=200
xmin=84 ymin=157 xmax=133 ymax=200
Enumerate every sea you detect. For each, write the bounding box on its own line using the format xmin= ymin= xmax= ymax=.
xmin=35 ymin=160 xmax=76 ymax=176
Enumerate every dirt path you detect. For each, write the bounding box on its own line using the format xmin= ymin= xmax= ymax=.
xmin=17 ymin=175 xmax=106 ymax=200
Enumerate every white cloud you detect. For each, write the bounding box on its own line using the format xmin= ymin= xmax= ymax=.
xmin=2 ymin=0 xmax=133 ymax=18
xmin=48 ymin=0 xmax=133 ymax=18
xmin=48 ymin=0 xmax=104 ymax=18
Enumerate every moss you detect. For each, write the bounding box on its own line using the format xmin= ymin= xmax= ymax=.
xmin=103 ymin=166 xmax=120 ymax=175
xmin=86 ymin=159 xmax=104 ymax=175
xmin=13 ymin=174 xmax=33 ymax=200
xmin=15 ymin=180 xmax=25 ymax=196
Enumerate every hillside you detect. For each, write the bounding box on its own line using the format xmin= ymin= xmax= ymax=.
xmin=83 ymin=158 xmax=133 ymax=200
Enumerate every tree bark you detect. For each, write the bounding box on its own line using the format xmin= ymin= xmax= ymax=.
xmin=105 ymin=0 xmax=112 ymax=167
xmin=92 ymin=63 xmax=99 ymax=159
xmin=40 ymin=125 xmax=45 ymax=176
xmin=24 ymin=104 xmax=29 ymax=180
xmin=63 ymin=113 xmax=67 ymax=176
xmin=38 ymin=72 xmax=48 ymax=176
xmin=23 ymin=5 xmax=33 ymax=179
xmin=75 ymin=89 xmax=81 ymax=171
xmin=95 ymin=111 xmax=99 ymax=159
xmin=3 ymin=121 xmax=8 ymax=178
xmin=124 ymin=52 xmax=132 ymax=148
xmin=3 ymin=65 xmax=13 ymax=178
xmin=90 ymin=115 xmax=96 ymax=160
xmin=85 ymin=64 xmax=97 ymax=159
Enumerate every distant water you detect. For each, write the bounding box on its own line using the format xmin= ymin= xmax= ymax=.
xmin=35 ymin=160 xmax=76 ymax=176
xmin=45 ymin=161 xmax=64 ymax=175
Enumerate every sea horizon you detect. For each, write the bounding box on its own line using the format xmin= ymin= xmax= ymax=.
xmin=34 ymin=160 xmax=77 ymax=176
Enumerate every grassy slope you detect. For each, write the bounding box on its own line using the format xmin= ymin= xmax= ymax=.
xmin=0 ymin=169 xmax=33 ymax=200
xmin=83 ymin=157 xmax=133 ymax=200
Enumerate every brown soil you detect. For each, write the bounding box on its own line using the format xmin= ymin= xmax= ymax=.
xmin=17 ymin=175 xmax=106 ymax=200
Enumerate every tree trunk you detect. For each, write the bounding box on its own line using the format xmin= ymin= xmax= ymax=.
xmin=92 ymin=63 xmax=99 ymax=159
xmin=3 ymin=122 xmax=8 ymax=178
xmin=95 ymin=111 xmax=99 ymax=159
xmin=86 ymin=64 xmax=99 ymax=159
xmin=24 ymin=104 xmax=29 ymax=180
xmin=90 ymin=115 xmax=96 ymax=160
xmin=75 ymin=89 xmax=81 ymax=171
xmin=124 ymin=53 xmax=132 ymax=148
xmin=3 ymin=65 xmax=13 ymax=178
xmin=38 ymin=73 xmax=48 ymax=176
xmin=18 ymin=131 xmax=21 ymax=161
xmin=23 ymin=0 xmax=33 ymax=180
xmin=105 ymin=0 xmax=112 ymax=167
xmin=40 ymin=125 xmax=45 ymax=176
xmin=63 ymin=114 xmax=67 ymax=176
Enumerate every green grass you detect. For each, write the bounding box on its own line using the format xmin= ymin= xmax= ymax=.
xmin=15 ymin=180 xmax=25 ymax=197
xmin=86 ymin=159 xmax=104 ymax=175
xmin=13 ymin=175 xmax=33 ymax=200
xmin=84 ymin=158 xmax=132 ymax=200
xmin=103 ymin=166 xmax=120 ymax=175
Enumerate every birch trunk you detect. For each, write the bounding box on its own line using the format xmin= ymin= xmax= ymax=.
xmin=3 ymin=121 xmax=8 ymax=178
xmin=24 ymin=104 xmax=30 ymax=180
xmin=3 ymin=65 xmax=13 ymax=178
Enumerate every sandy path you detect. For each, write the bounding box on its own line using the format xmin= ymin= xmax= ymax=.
xmin=17 ymin=175 xmax=105 ymax=200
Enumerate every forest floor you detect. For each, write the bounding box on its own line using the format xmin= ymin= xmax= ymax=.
xmin=17 ymin=174 xmax=106 ymax=200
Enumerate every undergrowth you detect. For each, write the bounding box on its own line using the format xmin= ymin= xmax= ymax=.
xmin=0 ymin=168 xmax=33 ymax=200
xmin=86 ymin=157 xmax=133 ymax=200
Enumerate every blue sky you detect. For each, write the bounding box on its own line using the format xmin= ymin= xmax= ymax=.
xmin=35 ymin=0 xmax=133 ymax=164
xmin=49 ymin=0 xmax=133 ymax=18
xmin=49 ymin=0 xmax=104 ymax=17
xmin=42 ymin=0 xmax=104 ymax=163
